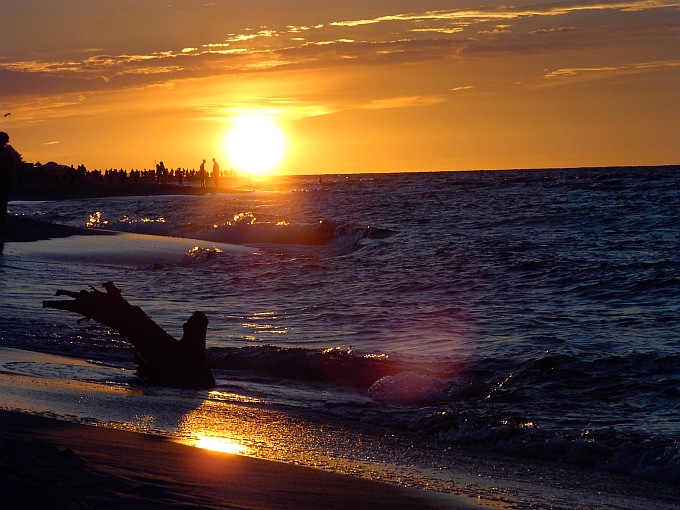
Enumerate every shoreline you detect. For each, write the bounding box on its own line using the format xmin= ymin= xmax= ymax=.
xmin=0 ymin=408 xmax=479 ymax=509
xmin=3 ymin=182 xmax=251 ymax=244
xmin=2 ymin=215 xmax=116 ymax=243
xmin=0 ymin=347 xmax=486 ymax=509
xmin=8 ymin=181 xmax=221 ymax=201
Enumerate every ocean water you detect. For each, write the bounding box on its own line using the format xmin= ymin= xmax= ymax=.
xmin=1 ymin=166 xmax=679 ymax=509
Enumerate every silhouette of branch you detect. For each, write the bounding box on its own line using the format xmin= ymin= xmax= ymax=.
xmin=43 ymin=282 xmax=215 ymax=388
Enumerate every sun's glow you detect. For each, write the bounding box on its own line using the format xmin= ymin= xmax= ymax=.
xmin=224 ymin=115 xmax=286 ymax=176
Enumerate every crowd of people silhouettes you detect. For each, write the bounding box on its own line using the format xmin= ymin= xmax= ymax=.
xmin=0 ymin=133 xmax=260 ymax=238
xmin=0 ymin=132 xmax=259 ymax=225
xmin=5 ymin=148 xmax=244 ymax=191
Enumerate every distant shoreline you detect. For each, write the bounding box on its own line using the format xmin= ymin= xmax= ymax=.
xmin=8 ymin=165 xmax=678 ymax=202
xmin=8 ymin=182 xmax=222 ymax=201
xmin=4 ymin=181 xmax=252 ymax=242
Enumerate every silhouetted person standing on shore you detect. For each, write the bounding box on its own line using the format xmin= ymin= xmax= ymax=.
xmin=0 ymin=132 xmax=16 ymax=240
xmin=156 ymin=161 xmax=167 ymax=184
xmin=199 ymin=159 xmax=206 ymax=187
xmin=212 ymin=158 xmax=220 ymax=189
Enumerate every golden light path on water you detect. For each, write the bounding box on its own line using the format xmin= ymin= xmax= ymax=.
xmin=175 ymin=391 xmax=261 ymax=456
xmin=174 ymin=392 xmax=333 ymax=465
xmin=168 ymin=392 xmax=515 ymax=508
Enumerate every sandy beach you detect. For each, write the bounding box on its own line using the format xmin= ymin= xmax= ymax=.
xmin=0 ymin=408 xmax=482 ymax=510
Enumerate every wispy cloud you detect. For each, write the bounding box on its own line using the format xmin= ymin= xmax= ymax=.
xmin=478 ymin=25 xmax=512 ymax=35
xmin=361 ymin=95 xmax=447 ymax=110
xmin=545 ymin=59 xmax=680 ymax=80
xmin=324 ymin=1 xmax=678 ymax=29
xmin=530 ymin=27 xmax=580 ymax=35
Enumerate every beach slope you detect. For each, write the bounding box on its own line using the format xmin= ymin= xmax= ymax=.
xmin=0 ymin=410 xmax=476 ymax=509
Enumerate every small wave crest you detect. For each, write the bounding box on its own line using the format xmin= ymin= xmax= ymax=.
xmin=199 ymin=220 xmax=395 ymax=255
xmin=208 ymin=345 xmax=398 ymax=389
xmin=207 ymin=344 xmax=464 ymax=406
xmin=182 ymin=246 xmax=224 ymax=264
xmin=98 ymin=216 xmax=396 ymax=256
xmin=367 ymin=372 xmax=450 ymax=404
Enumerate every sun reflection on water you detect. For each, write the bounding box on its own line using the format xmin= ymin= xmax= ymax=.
xmin=194 ymin=435 xmax=249 ymax=455
xmin=208 ymin=390 xmax=263 ymax=404
xmin=176 ymin=397 xmax=260 ymax=457
xmin=86 ymin=211 xmax=107 ymax=227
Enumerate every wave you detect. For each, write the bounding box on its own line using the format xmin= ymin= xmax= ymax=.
xmin=414 ymin=406 xmax=680 ymax=485
xmin=207 ymin=346 xmax=680 ymax=413
xmin=415 ymin=351 xmax=680 ymax=485
xmin=8 ymin=317 xmax=679 ymax=487
xmin=98 ymin=216 xmax=396 ymax=256
xmin=206 ymin=344 xmax=680 ymax=484
xmin=209 ymin=345 xmax=413 ymax=390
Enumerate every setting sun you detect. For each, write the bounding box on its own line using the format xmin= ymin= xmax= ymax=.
xmin=224 ymin=115 xmax=286 ymax=176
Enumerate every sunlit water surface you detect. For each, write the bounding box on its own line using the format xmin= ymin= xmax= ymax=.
xmin=2 ymin=167 xmax=679 ymax=509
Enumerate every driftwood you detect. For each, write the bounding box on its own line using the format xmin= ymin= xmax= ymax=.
xmin=43 ymin=282 xmax=215 ymax=388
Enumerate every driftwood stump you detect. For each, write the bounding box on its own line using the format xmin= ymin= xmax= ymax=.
xmin=43 ymin=282 xmax=215 ymax=388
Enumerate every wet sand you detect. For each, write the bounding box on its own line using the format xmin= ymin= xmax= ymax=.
xmin=0 ymin=409 xmax=480 ymax=509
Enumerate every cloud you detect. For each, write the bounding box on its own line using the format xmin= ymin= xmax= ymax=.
xmin=277 ymin=38 xmax=468 ymax=68
xmin=323 ymin=1 xmax=678 ymax=29
xmin=410 ymin=27 xmax=465 ymax=35
xmin=529 ymin=27 xmax=580 ymax=35
xmin=1 ymin=0 xmax=676 ymax=98
xmin=546 ymin=59 xmax=680 ymax=77
xmin=546 ymin=66 xmax=619 ymax=78
xmin=361 ymin=95 xmax=447 ymax=110
xmin=478 ymin=24 xmax=512 ymax=35
xmin=542 ymin=59 xmax=680 ymax=84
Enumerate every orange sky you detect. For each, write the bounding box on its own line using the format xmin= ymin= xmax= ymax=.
xmin=1 ymin=1 xmax=678 ymax=174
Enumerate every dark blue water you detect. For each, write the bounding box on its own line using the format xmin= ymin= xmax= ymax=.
xmin=2 ymin=166 xmax=679 ymax=507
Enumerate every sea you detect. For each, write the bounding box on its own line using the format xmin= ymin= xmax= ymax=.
xmin=1 ymin=166 xmax=679 ymax=509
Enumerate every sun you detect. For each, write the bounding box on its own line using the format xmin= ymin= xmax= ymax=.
xmin=224 ymin=115 xmax=286 ymax=176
